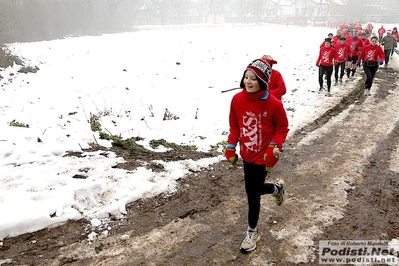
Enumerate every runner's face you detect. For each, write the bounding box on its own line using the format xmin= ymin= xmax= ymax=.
xmin=244 ymin=70 xmax=262 ymax=93
xmin=325 ymin=42 xmax=331 ymax=47
xmin=370 ymin=38 xmax=378 ymax=46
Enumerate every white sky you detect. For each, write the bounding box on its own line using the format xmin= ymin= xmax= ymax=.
xmin=1 ymin=23 xmax=398 ymax=256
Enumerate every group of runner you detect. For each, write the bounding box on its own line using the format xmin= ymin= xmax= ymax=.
xmin=316 ymin=22 xmax=397 ymax=96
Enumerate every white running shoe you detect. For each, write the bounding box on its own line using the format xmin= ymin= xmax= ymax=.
xmin=273 ymin=179 xmax=286 ymax=206
xmin=240 ymin=229 xmax=260 ymax=253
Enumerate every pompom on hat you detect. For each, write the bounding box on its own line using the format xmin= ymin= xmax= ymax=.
xmin=240 ymin=58 xmax=272 ymax=90
xmin=261 ymin=54 xmax=278 ymax=65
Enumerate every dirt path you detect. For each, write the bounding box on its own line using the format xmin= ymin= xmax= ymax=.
xmin=1 ymin=66 xmax=398 ymax=266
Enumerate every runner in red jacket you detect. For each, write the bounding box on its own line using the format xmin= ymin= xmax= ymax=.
xmin=346 ymin=31 xmax=363 ymax=78
xmin=378 ymin=25 xmax=386 ymax=44
xmin=316 ymin=38 xmax=337 ymax=96
xmin=367 ymin=23 xmax=374 ymax=33
xmin=334 ymin=36 xmax=350 ymax=85
xmin=261 ymin=55 xmax=286 ymax=100
xmin=361 ymin=33 xmax=370 ymax=46
xmin=357 ymin=36 xmax=385 ymax=96
xmin=320 ymin=33 xmax=334 ymax=48
xmin=391 ymin=27 xmax=398 ymax=56
xmin=224 ymin=58 xmax=289 ymax=253
xmin=332 ymin=30 xmax=341 ymax=45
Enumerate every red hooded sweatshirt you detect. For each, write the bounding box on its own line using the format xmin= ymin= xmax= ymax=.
xmin=378 ymin=27 xmax=386 ymax=37
xmin=334 ymin=42 xmax=350 ymax=63
xmin=268 ymin=69 xmax=286 ymax=100
xmin=228 ymin=90 xmax=289 ymax=165
xmin=316 ymin=45 xmax=337 ymax=67
xmin=347 ymin=36 xmax=363 ymax=57
xmin=357 ymin=43 xmax=385 ymax=63
xmin=361 ymin=37 xmax=370 ymax=47
xmin=392 ymin=27 xmax=399 ymax=43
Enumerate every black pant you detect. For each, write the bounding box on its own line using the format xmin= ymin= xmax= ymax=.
xmin=319 ymin=65 xmax=333 ymax=91
xmin=384 ymin=50 xmax=390 ymax=65
xmin=334 ymin=62 xmax=346 ymax=81
xmin=243 ymin=161 xmax=275 ymax=229
xmin=363 ymin=62 xmax=379 ymax=89
xmin=392 ymin=41 xmax=397 ymax=56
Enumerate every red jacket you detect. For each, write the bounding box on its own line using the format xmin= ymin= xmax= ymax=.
xmin=392 ymin=28 xmax=399 ymax=43
xmin=316 ymin=46 xmax=337 ymax=67
xmin=358 ymin=44 xmax=385 ymax=63
xmin=347 ymin=36 xmax=363 ymax=56
xmin=334 ymin=42 xmax=350 ymax=63
xmin=228 ymin=90 xmax=289 ymax=165
xmin=361 ymin=37 xmax=370 ymax=47
xmin=367 ymin=23 xmax=373 ymax=31
xmin=332 ymin=35 xmax=340 ymax=45
xmin=268 ymin=69 xmax=286 ymax=100
xmin=378 ymin=27 xmax=386 ymax=36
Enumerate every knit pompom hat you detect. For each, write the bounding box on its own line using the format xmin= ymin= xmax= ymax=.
xmin=240 ymin=58 xmax=272 ymax=90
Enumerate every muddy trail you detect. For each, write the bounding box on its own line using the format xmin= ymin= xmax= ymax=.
xmin=1 ymin=65 xmax=399 ymax=266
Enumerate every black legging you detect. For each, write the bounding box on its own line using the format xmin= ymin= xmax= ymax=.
xmin=319 ymin=65 xmax=334 ymax=91
xmin=334 ymin=62 xmax=346 ymax=81
xmin=363 ymin=62 xmax=379 ymax=90
xmin=384 ymin=50 xmax=390 ymax=66
xmin=243 ymin=161 xmax=275 ymax=229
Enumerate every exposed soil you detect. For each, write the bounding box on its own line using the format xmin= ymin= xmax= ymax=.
xmin=1 ymin=64 xmax=399 ymax=266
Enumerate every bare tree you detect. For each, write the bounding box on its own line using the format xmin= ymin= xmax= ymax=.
xmin=266 ymin=0 xmax=282 ymax=18
xmin=169 ymin=0 xmax=191 ymax=23
xmin=191 ymin=0 xmax=208 ymax=17
xmin=209 ymin=0 xmax=227 ymax=14
xmin=230 ymin=0 xmax=253 ymax=17
xmin=0 ymin=1 xmax=13 ymax=43
xmin=146 ymin=0 xmax=174 ymax=25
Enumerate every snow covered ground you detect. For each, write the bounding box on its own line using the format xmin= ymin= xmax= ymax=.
xmin=1 ymin=22 xmax=398 ymax=243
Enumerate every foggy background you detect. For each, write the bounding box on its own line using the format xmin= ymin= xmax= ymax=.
xmin=0 ymin=0 xmax=398 ymax=43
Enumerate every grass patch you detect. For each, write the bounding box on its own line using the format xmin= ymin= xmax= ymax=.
xmin=89 ymin=113 xmax=102 ymax=132
xmin=9 ymin=119 xmax=29 ymax=128
xmin=99 ymin=132 xmax=145 ymax=150
xmin=0 ymin=45 xmax=23 ymax=68
xmin=18 ymin=66 xmax=40 ymax=74
xmin=149 ymin=138 xmax=197 ymax=151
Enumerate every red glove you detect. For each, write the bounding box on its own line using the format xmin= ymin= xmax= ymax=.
xmin=264 ymin=145 xmax=280 ymax=171
xmin=223 ymin=147 xmax=238 ymax=164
